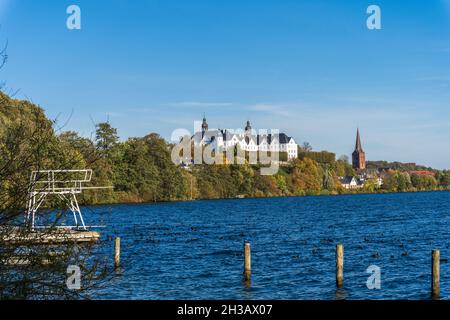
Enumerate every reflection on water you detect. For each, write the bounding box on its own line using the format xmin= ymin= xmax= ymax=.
xmin=243 ymin=279 xmax=251 ymax=289
xmin=334 ymin=288 xmax=347 ymax=300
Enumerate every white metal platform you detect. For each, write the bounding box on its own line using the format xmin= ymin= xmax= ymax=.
xmin=25 ymin=169 xmax=112 ymax=231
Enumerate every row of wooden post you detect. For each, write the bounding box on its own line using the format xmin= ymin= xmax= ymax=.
xmin=112 ymin=238 xmax=441 ymax=297
xmin=242 ymin=241 xmax=441 ymax=298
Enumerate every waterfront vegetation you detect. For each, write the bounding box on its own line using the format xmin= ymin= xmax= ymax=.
xmin=0 ymin=92 xmax=112 ymax=299
xmin=1 ymin=92 xmax=450 ymax=207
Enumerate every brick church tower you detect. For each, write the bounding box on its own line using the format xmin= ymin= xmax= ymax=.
xmin=352 ymin=128 xmax=366 ymax=170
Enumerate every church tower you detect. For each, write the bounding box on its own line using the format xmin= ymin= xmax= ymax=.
xmin=352 ymin=128 xmax=366 ymax=170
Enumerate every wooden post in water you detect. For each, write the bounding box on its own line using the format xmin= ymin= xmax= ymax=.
xmin=243 ymin=241 xmax=251 ymax=281
xmin=336 ymin=244 xmax=344 ymax=288
xmin=114 ymin=237 xmax=121 ymax=269
xmin=432 ymin=249 xmax=440 ymax=298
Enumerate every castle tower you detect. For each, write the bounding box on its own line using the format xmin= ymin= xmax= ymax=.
xmin=245 ymin=120 xmax=252 ymax=132
xmin=201 ymin=114 xmax=208 ymax=137
xmin=352 ymin=128 xmax=366 ymax=170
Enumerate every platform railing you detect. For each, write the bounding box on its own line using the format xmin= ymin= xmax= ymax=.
xmin=29 ymin=169 xmax=93 ymax=193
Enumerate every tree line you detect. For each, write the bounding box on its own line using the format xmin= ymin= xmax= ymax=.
xmin=61 ymin=123 xmax=450 ymax=202
xmin=2 ymin=92 xmax=450 ymax=209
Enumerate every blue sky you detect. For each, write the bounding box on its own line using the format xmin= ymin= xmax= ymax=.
xmin=1 ymin=0 xmax=450 ymax=168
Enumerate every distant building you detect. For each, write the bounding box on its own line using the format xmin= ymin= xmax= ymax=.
xmin=352 ymin=128 xmax=366 ymax=170
xmin=192 ymin=117 xmax=298 ymax=159
xmin=339 ymin=176 xmax=364 ymax=189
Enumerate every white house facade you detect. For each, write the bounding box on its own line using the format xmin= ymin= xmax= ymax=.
xmin=339 ymin=176 xmax=364 ymax=189
xmin=192 ymin=118 xmax=298 ymax=160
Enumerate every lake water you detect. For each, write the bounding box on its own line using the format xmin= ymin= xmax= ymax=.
xmin=86 ymin=191 xmax=450 ymax=300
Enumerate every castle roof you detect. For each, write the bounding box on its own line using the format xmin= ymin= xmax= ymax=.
xmin=192 ymin=130 xmax=222 ymax=143
xmin=193 ymin=116 xmax=295 ymax=146
xmin=257 ymin=133 xmax=292 ymax=145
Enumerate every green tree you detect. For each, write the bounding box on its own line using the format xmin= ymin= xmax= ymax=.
xmin=438 ymin=170 xmax=450 ymax=189
xmin=322 ymin=165 xmax=335 ymax=191
xmin=335 ymin=159 xmax=354 ymax=177
xmin=290 ymin=158 xmax=322 ymax=195
xmin=275 ymin=174 xmax=289 ymax=195
xmin=411 ymin=174 xmax=437 ymax=191
xmin=95 ymin=122 xmax=118 ymax=154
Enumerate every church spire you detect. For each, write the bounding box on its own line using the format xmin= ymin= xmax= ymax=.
xmin=352 ymin=128 xmax=366 ymax=170
xmin=355 ymin=128 xmax=363 ymax=152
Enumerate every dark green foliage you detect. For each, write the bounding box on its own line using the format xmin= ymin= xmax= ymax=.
xmin=410 ymin=173 xmax=438 ymax=191
xmin=334 ymin=159 xmax=355 ymax=177
xmin=366 ymin=161 xmax=435 ymax=172
xmin=298 ymin=151 xmax=336 ymax=164
xmin=95 ymin=122 xmax=118 ymax=154
xmin=109 ymin=133 xmax=187 ymax=202
xmin=381 ymin=171 xmax=412 ymax=192
xmin=437 ymin=171 xmax=450 ymax=189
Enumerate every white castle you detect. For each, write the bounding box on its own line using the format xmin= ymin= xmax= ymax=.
xmin=192 ymin=116 xmax=298 ymax=160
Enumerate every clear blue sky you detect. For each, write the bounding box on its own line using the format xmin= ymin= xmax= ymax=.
xmin=1 ymin=0 xmax=450 ymax=169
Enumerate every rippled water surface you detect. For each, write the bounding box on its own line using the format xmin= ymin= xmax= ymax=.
xmin=86 ymin=191 xmax=450 ymax=299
